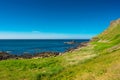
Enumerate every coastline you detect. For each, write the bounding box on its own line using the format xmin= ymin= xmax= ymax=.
xmin=0 ymin=41 xmax=89 ymax=60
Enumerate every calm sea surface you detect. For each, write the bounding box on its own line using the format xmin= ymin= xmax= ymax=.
xmin=0 ymin=39 xmax=89 ymax=55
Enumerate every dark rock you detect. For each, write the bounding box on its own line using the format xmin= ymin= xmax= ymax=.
xmin=0 ymin=52 xmax=15 ymax=60
xmin=20 ymin=53 xmax=33 ymax=59
xmin=34 ymin=52 xmax=59 ymax=58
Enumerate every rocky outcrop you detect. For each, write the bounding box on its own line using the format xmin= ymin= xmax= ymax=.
xmin=64 ymin=40 xmax=76 ymax=44
xmin=19 ymin=53 xmax=33 ymax=59
xmin=0 ymin=51 xmax=60 ymax=60
xmin=110 ymin=18 xmax=120 ymax=27
xmin=34 ymin=52 xmax=59 ymax=58
xmin=79 ymin=42 xmax=89 ymax=47
xmin=0 ymin=52 xmax=17 ymax=60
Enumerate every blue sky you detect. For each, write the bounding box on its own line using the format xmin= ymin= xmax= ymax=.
xmin=0 ymin=0 xmax=120 ymax=39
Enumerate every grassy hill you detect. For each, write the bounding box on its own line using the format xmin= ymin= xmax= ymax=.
xmin=0 ymin=19 xmax=120 ymax=80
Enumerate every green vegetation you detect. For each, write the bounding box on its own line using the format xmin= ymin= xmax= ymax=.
xmin=0 ymin=19 xmax=120 ymax=80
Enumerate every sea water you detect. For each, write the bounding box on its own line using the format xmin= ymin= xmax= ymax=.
xmin=0 ymin=39 xmax=89 ymax=55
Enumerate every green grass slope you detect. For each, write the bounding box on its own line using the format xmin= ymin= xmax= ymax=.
xmin=0 ymin=19 xmax=120 ymax=80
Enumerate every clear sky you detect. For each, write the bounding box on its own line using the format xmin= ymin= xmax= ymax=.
xmin=0 ymin=0 xmax=120 ymax=39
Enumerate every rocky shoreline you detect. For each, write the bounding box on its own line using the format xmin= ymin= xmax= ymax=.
xmin=0 ymin=52 xmax=60 ymax=60
xmin=0 ymin=41 xmax=89 ymax=60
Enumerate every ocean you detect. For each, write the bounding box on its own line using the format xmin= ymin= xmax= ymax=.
xmin=0 ymin=39 xmax=89 ymax=55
